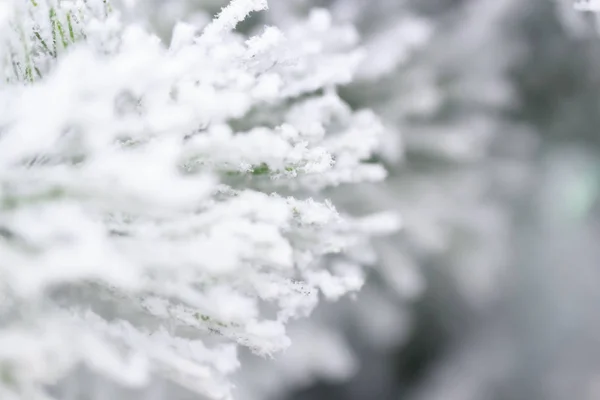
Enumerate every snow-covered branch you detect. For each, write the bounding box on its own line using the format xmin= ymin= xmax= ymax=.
xmin=0 ymin=1 xmax=396 ymax=398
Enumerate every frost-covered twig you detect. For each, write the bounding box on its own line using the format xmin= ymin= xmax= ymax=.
xmin=0 ymin=1 xmax=395 ymax=398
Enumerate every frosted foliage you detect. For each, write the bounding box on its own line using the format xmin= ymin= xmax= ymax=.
xmin=0 ymin=0 xmax=395 ymax=399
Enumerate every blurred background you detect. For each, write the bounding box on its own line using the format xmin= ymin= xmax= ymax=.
xmin=133 ymin=0 xmax=600 ymax=399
